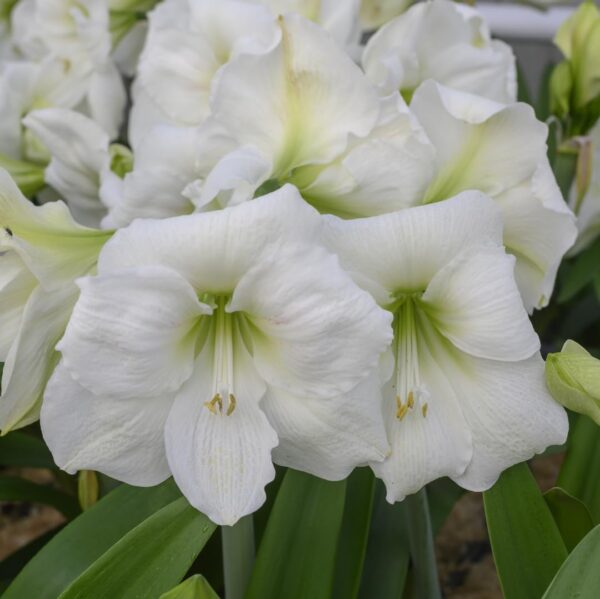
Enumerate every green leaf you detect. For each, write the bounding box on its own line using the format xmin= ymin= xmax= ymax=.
xmin=483 ymin=462 xmax=568 ymax=599
xmin=333 ymin=468 xmax=375 ymax=599
xmin=60 ymin=497 xmax=215 ymax=599
xmin=558 ymin=414 xmax=600 ymax=522
xmin=558 ymin=237 xmax=600 ymax=303
xmin=543 ymin=524 xmax=600 ymax=598
xmin=544 ymin=487 xmax=595 ymax=551
xmin=358 ymin=480 xmax=410 ymax=599
xmin=246 ymin=469 xmax=346 ymax=599
xmin=0 ymin=475 xmax=79 ymax=518
xmin=160 ymin=575 xmax=220 ymax=599
xmin=0 ymin=431 xmax=56 ymax=469
xmin=3 ymin=479 xmax=181 ymax=599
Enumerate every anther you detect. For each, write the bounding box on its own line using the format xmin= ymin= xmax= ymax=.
xmin=407 ymin=391 xmax=414 ymax=409
xmin=226 ymin=394 xmax=237 ymax=416
xmin=204 ymin=393 xmax=223 ymax=414
xmin=421 ymin=403 xmax=429 ymax=418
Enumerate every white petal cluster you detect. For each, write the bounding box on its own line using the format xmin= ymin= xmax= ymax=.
xmin=0 ymin=0 xmax=577 ymax=524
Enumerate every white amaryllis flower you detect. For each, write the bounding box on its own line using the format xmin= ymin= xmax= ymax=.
xmin=108 ymin=13 xmax=434 ymax=227
xmin=187 ymin=14 xmax=433 ymax=215
xmin=129 ymin=0 xmax=280 ymax=147
xmin=11 ymin=0 xmax=126 ymax=138
xmin=41 ymin=186 xmax=392 ymax=525
xmin=0 ymin=169 xmax=111 ymax=432
xmin=323 ymin=191 xmax=568 ymax=501
xmin=362 ymin=0 xmax=516 ymax=104
xmin=409 ymin=82 xmax=577 ymax=311
xmin=22 ymin=108 xmax=133 ymax=228
xmin=569 ymin=123 xmax=600 ymax=255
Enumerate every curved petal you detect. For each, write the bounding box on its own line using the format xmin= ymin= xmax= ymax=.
xmin=102 ymin=125 xmax=208 ymax=228
xmin=164 ymin=339 xmax=277 ymax=526
xmin=41 ymin=361 xmax=172 ymax=485
xmin=263 ymin=372 xmax=389 ymax=480
xmin=0 ymin=169 xmax=110 ymax=288
xmin=496 ymin=160 xmax=577 ymax=311
xmin=229 ymin=243 xmax=392 ymax=399
xmin=322 ymin=190 xmax=502 ymax=298
xmin=87 ymin=61 xmax=127 ymax=140
xmin=58 ymin=265 xmax=209 ymax=399
xmin=411 ymin=82 xmax=547 ymax=202
xmin=447 ymin=353 xmax=568 ymax=491
xmin=371 ymin=338 xmax=472 ymax=503
xmin=0 ymin=284 xmax=76 ymax=433
xmin=0 ymin=252 xmax=36 ymax=361
xmin=210 ymin=13 xmax=379 ymax=174
xmin=23 ymin=108 xmax=109 ymax=227
xmin=422 ymin=246 xmax=540 ymax=361
xmin=99 ymin=185 xmax=322 ymax=293
xmin=301 ymin=94 xmax=435 ymax=216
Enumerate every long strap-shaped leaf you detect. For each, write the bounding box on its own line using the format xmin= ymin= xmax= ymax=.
xmin=542 ymin=524 xmax=600 ymax=598
xmin=3 ymin=479 xmax=181 ymax=599
xmin=0 ymin=431 xmax=56 ymax=469
xmin=246 ymin=468 xmax=346 ymax=599
xmin=558 ymin=415 xmax=600 ymax=522
xmin=59 ymin=497 xmax=215 ymax=598
xmin=484 ymin=462 xmax=568 ymax=599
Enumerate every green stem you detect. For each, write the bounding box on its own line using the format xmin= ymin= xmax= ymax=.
xmin=404 ymin=487 xmax=442 ymax=599
xmin=553 ymin=148 xmax=578 ymax=203
xmin=222 ymin=515 xmax=255 ymax=599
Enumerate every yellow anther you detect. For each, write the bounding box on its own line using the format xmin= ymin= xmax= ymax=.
xmin=397 ymin=403 xmax=409 ymax=421
xmin=421 ymin=403 xmax=429 ymax=418
xmin=204 ymin=393 xmax=223 ymax=415
xmin=226 ymin=394 xmax=237 ymax=416
xmin=407 ymin=391 xmax=415 ymax=409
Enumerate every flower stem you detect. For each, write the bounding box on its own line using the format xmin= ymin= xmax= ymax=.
xmin=404 ymin=487 xmax=442 ymax=599
xmin=222 ymin=515 xmax=255 ymax=599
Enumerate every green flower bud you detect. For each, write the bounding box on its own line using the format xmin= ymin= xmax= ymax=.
xmin=553 ymin=1 xmax=600 ymax=134
xmin=109 ymin=143 xmax=134 ymax=179
xmin=546 ymin=340 xmax=600 ymax=425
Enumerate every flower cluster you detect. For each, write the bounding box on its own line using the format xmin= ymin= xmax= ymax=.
xmin=0 ymin=0 xmax=577 ymax=525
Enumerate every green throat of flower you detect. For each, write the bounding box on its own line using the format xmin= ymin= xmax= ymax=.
xmin=391 ymin=294 xmax=430 ymax=422
xmin=193 ymin=295 xmax=252 ymax=418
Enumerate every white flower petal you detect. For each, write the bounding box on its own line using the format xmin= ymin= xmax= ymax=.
xmin=422 ymin=246 xmax=540 ymax=361
xmin=371 ymin=339 xmax=472 ymax=503
xmin=210 ymin=13 xmax=379 ymax=174
xmin=58 ymin=265 xmax=210 ymax=398
xmin=411 ymin=81 xmax=547 ymax=201
xmin=165 ymin=341 xmax=277 ymax=526
xmin=41 ymin=361 xmax=172 ymax=485
xmin=0 ymin=168 xmax=110 ymax=288
xmin=87 ymin=61 xmax=127 ymax=140
xmin=99 ymin=185 xmax=322 ymax=293
xmin=496 ymin=160 xmax=576 ymax=311
xmin=448 ymin=354 xmax=568 ymax=490
xmin=0 ymin=284 xmax=76 ymax=432
xmin=229 ymin=243 xmax=392 ymax=399
xmin=322 ymin=190 xmax=502 ymax=297
xmin=263 ymin=372 xmax=389 ymax=480
xmin=0 ymin=252 xmax=36 ymax=361
xmin=23 ymin=108 xmax=110 ymax=228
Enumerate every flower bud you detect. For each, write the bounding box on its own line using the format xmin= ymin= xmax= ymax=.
xmin=546 ymin=340 xmax=600 ymax=425
xmin=552 ymin=1 xmax=600 ymax=135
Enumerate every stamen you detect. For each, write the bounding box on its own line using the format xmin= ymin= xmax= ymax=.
xmin=205 ymin=297 xmax=237 ymax=416
xmin=394 ymin=296 xmax=430 ymax=421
